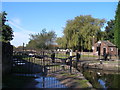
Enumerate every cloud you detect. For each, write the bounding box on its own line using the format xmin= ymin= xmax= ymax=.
xmin=11 ymin=30 xmax=34 ymax=47
xmin=8 ymin=20 xmax=36 ymax=47
xmin=11 ymin=18 xmax=21 ymax=25
xmin=8 ymin=20 xmax=24 ymax=31
xmin=11 ymin=31 xmax=29 ymax=47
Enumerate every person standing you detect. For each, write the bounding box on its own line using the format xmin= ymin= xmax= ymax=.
xmin=69 ymin=49 xmax=73 ymax=74
xmin=76 ymin=50 xmax=81 ymax=68
xmin=76 ymin=50 xmax=81 ymax=62
xmin=51 ymin=51 xmax=55 ymax=63
xmin=70 ymin=49 xmax=73 ymax=57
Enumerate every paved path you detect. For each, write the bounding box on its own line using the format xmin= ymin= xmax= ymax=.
xmin=47 ymin=64 xmax=93 ymax=88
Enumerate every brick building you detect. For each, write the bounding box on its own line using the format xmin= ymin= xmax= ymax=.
xmin=93 ymin=40 xmax=118 ymax=56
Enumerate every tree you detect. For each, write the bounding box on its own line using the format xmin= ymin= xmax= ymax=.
xmin=59 ymin=15 xmax=105 ymax=51
xmin=15 ymin=46 xmax=23 ymax=51
xmin=56 ymin=37 xmax=67 ymax=49
xmin=26 ymin=29 xmax=57 ymax=50
xmin=114 ymin=1 xmax=120 ymax=58
xmin=103 ymin=20 xmax=115 ymax=43
xmin=26 ymin=40 xmax=37 ymax=50
xmin=0 ymin=11 xmax=14 ymax=42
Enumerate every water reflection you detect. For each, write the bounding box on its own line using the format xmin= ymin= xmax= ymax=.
xmin=13 ymin=73 xmax=67 ymax=88
xmin=35 ymin=77 xmax=67 ymax=88
xmin=98 ymin=79 xmax=107 ymax=90
xmin=82 ymin=69 xmax=120 ymax=89
xmin=14 ymin=73 xmax=42 ymax=77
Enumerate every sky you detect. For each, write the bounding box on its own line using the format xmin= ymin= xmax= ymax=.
xmin=2 ymin=2 xmax=118 ymax=47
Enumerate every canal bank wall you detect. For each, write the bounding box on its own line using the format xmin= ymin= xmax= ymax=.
xmin=76 ymin=60 xmax=120 ymax=72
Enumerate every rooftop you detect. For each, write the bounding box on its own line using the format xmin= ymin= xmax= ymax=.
xmin=96 ymin=40 xmax=116 ymax=47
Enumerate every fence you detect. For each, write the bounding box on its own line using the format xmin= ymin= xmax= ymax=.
xmin=12 ymin=50 xmax=77 ymax=75
xmin=8 ymin=50 xmax=81 ymax=88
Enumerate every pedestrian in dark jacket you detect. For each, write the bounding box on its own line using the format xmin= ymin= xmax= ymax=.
xmin=76 ymin=50 xmax=81 ymax=62
xmin=75 ymin=50 xmax=81 ymax=68
xmin=51 ymin=51 xmax=55 ymax=63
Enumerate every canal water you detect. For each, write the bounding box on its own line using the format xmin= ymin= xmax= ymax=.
xmin=3 ymin=73 xmax=67 ymax=88
xmin=81 ymin=68 xmax=120 ymax=89
xmin=3 ymin=58 xmax=67 ymax=88
xmin=35 ymin=76 xmax=66 ymax=88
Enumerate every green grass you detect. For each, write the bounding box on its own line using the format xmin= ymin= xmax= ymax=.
xmin=77 ymin=79 xmax=89 ymax=88
xmin=59 ymin=72 xmax=89 ymax=88
xmin=56 ymin=52 xmax=98 ymax=59
xmin=81 ymin=55 xmax=98 ymax=58
xmin=55 ymin=53 xmax=69 ymax=59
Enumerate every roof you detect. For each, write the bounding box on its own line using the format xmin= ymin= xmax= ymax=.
xmin=96 ymin=40 xmax=116 ymax=47
xmin=102 ymin=41 xmax=116 ymax=46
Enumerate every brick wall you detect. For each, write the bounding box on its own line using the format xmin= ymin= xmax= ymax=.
xmin=108 ymin=46 xmax=118 ymax=56
xmin=93 ymin=42 xmax=117 ymax=56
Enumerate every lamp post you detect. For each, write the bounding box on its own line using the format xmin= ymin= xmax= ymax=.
xmin=23 ymin=43 xmax=25 ymax=52
xmin=92 ymin=36 xmax=95 ymax=57
xmin=98 ymin=41 xmax=101 ymax=60
xmin=92 ymin=36 xmax=95 ymax=46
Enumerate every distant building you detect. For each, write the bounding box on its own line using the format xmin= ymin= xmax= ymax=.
xmin=93 ymin=40 xmax=118 ymax=56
